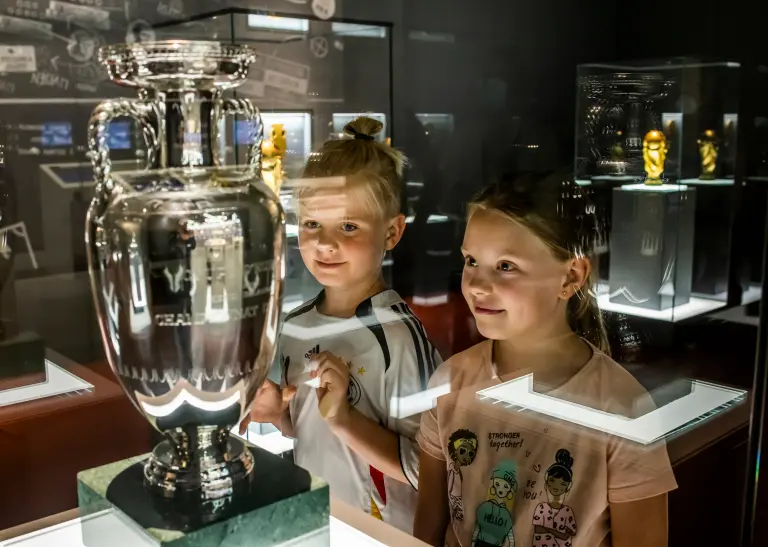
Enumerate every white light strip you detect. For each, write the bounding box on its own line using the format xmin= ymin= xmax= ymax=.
xmin=0 ymin=360 xmax=93 ymax=407
xmin=477 ymin=374 xmax=745 ymax=445
xmin=597 ymin=291 xmax=726 ymax=322
xmin=139 ymin=389 xmax=241 ymax=418
xmin=679 ymin=178 xmax=735 ymax=186
xmin=246 ymin=14 xmax=309 ymax=32
xmin=285 ymin=214 xmax=450 ymax=238
xmin=280 ymin=306 xmax=407 ymax=340
xmin=389 ymin=382 xmax=451 ymax=419
xmin=620 ymin=183 xmax=689 ymax=192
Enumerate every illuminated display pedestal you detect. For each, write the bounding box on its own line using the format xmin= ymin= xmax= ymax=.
xmin=680 ymin=179 xmax=737 ymax=296
xmin=77 ymin=448 xmax=329 ymax=547
xmin=609 ymin=184 xmax=695 ymax=311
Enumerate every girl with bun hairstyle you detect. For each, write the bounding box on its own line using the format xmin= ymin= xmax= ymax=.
xmin=241 ymin=116 xmax=440 ymax=533
xmin=533 ymin=449 xmax=576 ymax=547
xmin=414 ymin=171 xmax=677 ymax=546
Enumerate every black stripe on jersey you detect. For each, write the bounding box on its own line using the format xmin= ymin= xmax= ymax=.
xmin=284 ymin=291 xmax=323 ymax=323
xmin=356 ymin=297 xmax=391 ymax=372
xmin=398 ymin=436 xmax=418 ymax=491
xmin=400 ymin=304 xmax=438 ymax=376
xmin=391 ymin=303 xmax=428 ymax=390
xmin=280 ymin=355 xmax=290 ymax=387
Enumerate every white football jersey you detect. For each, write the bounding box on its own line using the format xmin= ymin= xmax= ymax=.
xmin=280 ymin=289 xmax=441 ymax=533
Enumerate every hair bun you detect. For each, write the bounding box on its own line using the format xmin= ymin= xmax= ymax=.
xmin=555 ymin=448 xmax=573 ymax=470
xmin=343 ymin=116 xmax=384 ymax=140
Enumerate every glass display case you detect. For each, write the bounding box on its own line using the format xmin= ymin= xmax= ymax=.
xmin=1 ymin=3 xmax=768 ymax=547
xmin=575 ymin=59 xmax=756 ymax=321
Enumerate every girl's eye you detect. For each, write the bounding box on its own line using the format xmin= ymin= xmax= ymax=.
xmin=498 ymin=261 xmax=516 ymax=272
xmin=341 ymin=223 xmax=358 ymax=233
xmin=463 ymin=255 xmax=477 ymax=267
xmin=302 ymin=220 xmax=320 ymax=230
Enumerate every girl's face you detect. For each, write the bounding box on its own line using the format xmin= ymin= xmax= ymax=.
xmin=546 ymin=474 xmax=570 ymax=497
xmin=298 ymin=186 xmax=403 ymax=289
xmin=461 ymin=208 xmax=578 ymax=341
xmin=492 ymin=478 xmax=513 ymax=499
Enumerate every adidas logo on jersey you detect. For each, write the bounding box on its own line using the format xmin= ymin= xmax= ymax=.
xmin=305 ymin=344 xmax=320 ymax=361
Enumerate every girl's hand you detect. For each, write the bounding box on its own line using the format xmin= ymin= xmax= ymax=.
xmin=310 ymin=351 xmax=351 ymax=424
xmin=238 ymin=379 xmax=296 ymax=434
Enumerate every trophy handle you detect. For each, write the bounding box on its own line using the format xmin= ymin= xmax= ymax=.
xmin=212 ymin=97 xmax=263 ymax=175
xmin=88 ymin=99 xmax=160 ymax=213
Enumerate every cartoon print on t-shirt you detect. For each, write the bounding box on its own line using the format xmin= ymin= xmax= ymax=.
xmin=447 ymin=429 xmax=478 ymax=521
xmin=532 ymin=449 xmax=577 ymax=547
xmin=471 ymin=460 xmax=518 ymax=547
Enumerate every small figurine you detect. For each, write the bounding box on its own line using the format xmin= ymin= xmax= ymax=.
xmin=642 ymin=129 xmax=668 ymax=185
xmin=262 ymin=123 xmax=287 ymax=194
xmin=611 ymin=141 xmax=625 ymax=162
xmin=698 ymin=129 xmax=718 ymax=180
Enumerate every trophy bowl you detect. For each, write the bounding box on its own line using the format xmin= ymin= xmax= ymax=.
xmin=580 ymin=72 xmax=671 ymax=101
xmin=99 ymin=40 xmax=256 ymax=90
xmin=86 ymin=40 xmax=284 ymax=515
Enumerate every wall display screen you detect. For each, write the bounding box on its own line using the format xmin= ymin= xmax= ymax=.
xmin=41 ymin=122 xmax=73 ymax=147
xmin=106 ymin=121 xmax=131 ymax=151
xmin=235 ymin=120 xmax=255 ymax=146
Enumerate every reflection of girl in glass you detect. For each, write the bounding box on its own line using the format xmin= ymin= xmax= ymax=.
xmin=532 ymin=449 xmax=577 ymax=547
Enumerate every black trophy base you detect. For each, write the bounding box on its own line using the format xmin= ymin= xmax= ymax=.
xmin=78 ymin=445 xmax=329 ymax=547
xmin=609 ymin=185 xmax=696 ymax=311
xmin=0 ymin=329 xmax=46 ymax=390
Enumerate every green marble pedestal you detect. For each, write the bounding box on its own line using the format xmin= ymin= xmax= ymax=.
xmin=77 ymin=445 xmax=329 ymax=547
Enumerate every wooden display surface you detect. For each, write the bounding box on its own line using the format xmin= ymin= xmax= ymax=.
xmin=0 ymin=350 xmax=153 ymax=531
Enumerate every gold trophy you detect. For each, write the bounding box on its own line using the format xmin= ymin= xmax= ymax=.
xmin=697 ymin=129 xmax=718 ymax=180
xmin=262 ymin=123 xmax=287 ymax=194
xmin=643 ymin=129 xmax=668 ymax=185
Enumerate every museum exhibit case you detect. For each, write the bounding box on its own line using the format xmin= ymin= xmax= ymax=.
xmin=2 ymin=2 xmax=768 ymax=547
xmin=575 ymin=59 xmax=755 ymax=322
xmin=0 ymin=122 xmax=46 ymax=391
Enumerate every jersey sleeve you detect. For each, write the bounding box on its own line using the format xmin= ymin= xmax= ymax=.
xmin=385 ymin=322 xmax=443 ymax=490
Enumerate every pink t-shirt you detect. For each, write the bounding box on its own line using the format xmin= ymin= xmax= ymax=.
xmin=417 ymin=340 xmax=677 ymax=547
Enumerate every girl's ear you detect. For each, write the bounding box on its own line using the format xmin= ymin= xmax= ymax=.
xmin=559 ymin=256 xmax=591 ymax=300
xmin=384 ymin=213 xmax=406 ymax=251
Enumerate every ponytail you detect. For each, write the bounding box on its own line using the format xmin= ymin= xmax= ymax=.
xmin=568 ymin=276 xmax=610 ymax=355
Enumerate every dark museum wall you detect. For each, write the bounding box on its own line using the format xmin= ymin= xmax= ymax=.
xmin=617 ymin=0 xmax=765 ymax=63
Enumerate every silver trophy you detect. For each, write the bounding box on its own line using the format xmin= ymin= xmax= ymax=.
xmin=579 ymin=72 xmax=672 ymax=177
xmin=85 ymin=41 xmax=285 ymax=509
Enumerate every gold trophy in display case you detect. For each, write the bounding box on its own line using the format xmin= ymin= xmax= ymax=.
xmin=697 ymin=129 xmax=718 ymax=180
xmin=262 ymin=123 xmax=287 ymax=195
xmin=643 ymin=129 xmax=668 ymax=185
